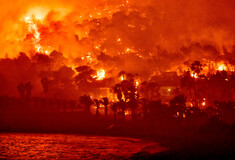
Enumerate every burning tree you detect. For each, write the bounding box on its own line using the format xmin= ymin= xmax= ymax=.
xmin=190 ymin=61 xmax=203 ymax=107
xmin=112 ymin=72 xmax=139 ymax=120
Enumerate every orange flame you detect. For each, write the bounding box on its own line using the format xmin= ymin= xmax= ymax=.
xmin=24 ymin=16 xmax=51 ymax=55
xmin=93 ymin=69 xmax=106 ymax=80
xmin=191 ymin=73 xmax=198 ymax=79
xmin=217 ymin=62 xmax=227 ymax=71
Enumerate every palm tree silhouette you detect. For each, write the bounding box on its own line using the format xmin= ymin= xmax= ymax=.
xmin=190 ymin=61 xmax=203 ymax=107
xmin=112 ymin=78 xmax=139 ymax=120
xmin=101 ymin=97 xmax=109 ymax=119
xmin=41 ymin=77 xmax=49 ymax=97
xmin=112 ymin=83 xmax=123 ymax=102
xmin=190 ymin=61 xmax=203 ymax=75
xmin=111 ymin=102 xmax=118 ymax=120
xmin=181 ymin=70 xmax=193 ymax=104
xmin=94 ymin=99 xmax=101 ymax=117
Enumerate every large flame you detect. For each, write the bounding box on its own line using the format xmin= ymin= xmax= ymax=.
xmin=93 ymin=69 xmax=106 ymax=80
xmin=24 ymin=16 xmax=46 ymax=54
xmin=23 ymin=7 xmax=55 ymax=55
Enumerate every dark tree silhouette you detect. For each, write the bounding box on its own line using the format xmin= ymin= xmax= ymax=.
xmin=111 ymin=102 xmax=118 ymax=120
xmin=170 ymin=94 xmax=187 ymax=118
xmin=80 ymin=95 xmax=93 ymax=113
xmin=140 ymin=81 xmax=160 ymax=100
xmin=17 ymin=83 xmax=25 ymax=98
xmin=25 ymin=82 xmax=33 ymax=98
xmin=119 ymin=100 xmax=126 ymax=120
xmin=101 ymin=97 xmax=109 ymax=119
xmin=74 ymin=65 xmax=96 ymax=92
xmin=140 ymin=98 xmax=149 ymax=119
xmin=70 ymin=100 xmax=76 ymax=112
xmin=128 ymin=98 xmax=138 ymax=120
xmin=170 ymin=94 xmax=187 ymax=108
xmin=112 ymin=75 xmax=139 ymax=120
xmin=118 ymin=71 xmax=126 ymax=80
xmin=121 ymin=79 xmax=139 ymax=120
xmin=181 ymin=70 xmax=193 ymax=103
xmin=190 ymin=61 xmax=203 ymax=75
xmin=112 ymin=84 xmax=123 ymax=102
xmin=74 ymin=65 xmax=96 ymax=84
xmin=41 ymin=77 xmax=49 ymax=96
xmin=94 ymin=99 xmax=101 ymax=117
xmin=190 ymin=61 xmax=203 ymax=107
xmin=120 ymin=80 xmax=132 ymax=102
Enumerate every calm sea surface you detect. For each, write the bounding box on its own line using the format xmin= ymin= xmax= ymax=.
xmin=0 ymin=133 xmax=167 ymax=159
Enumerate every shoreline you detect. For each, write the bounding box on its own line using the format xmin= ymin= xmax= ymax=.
xmin=1 ymin=119 xmax=234 ymax=159
xmin=1 ymin=110 xmax=234 ymax=159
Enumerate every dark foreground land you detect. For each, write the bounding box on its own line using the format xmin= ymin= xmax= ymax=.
xmin=1 ymin=110 xmax=234 ymax=160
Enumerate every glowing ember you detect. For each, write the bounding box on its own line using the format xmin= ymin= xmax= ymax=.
xmin=124 ymin=110 xmax=130 ymax=115
xmin=135 ymin=80 xmax=139 ymax=87
xmin=191 ymin=73 xmax=198 ymax=79
xmin=202 ymin=98 xmax=206 ymax=107
xmin=190 ymin=103 xmax=193 ymax=107
xmin=82 ymin=52 xmax=95 ymax=63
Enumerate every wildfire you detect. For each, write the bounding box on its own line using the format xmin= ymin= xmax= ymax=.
xmin=24 ymin=16 xmax=51 ymax=55
xmin=201 ymin=98 xmax=206 ymax=107
xmin=191 ymin=73 xmax=198 ymax=79
xmin=124 ymin=110 xmax=131 ymax=115
xmin=120 ymin=76 xmax=125 ymax=81
xmin=135 ymin=80 xmax=139 ymax=87
xmin=25 ymin=17 xmax=41 ymax=50
xmin=202 ymin=101 xmax=206 ymax=106
xmin=175 ymin=60 xmax=234 ymax=77
xmin=217 ymin=63 xmax=227 ymax=71
xmin=82 ymin=52 xmax=95 ymax=63
xmin=94 ymin=69 xmax=106 ymax=80
xmin=207 ymin=61 xmax=234 ymax=73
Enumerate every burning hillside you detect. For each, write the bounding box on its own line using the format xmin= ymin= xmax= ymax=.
xmin=1 ymin=2 xmax=235 ymax=159
xmin=0 ymin=0 xmax=234 ymax=98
